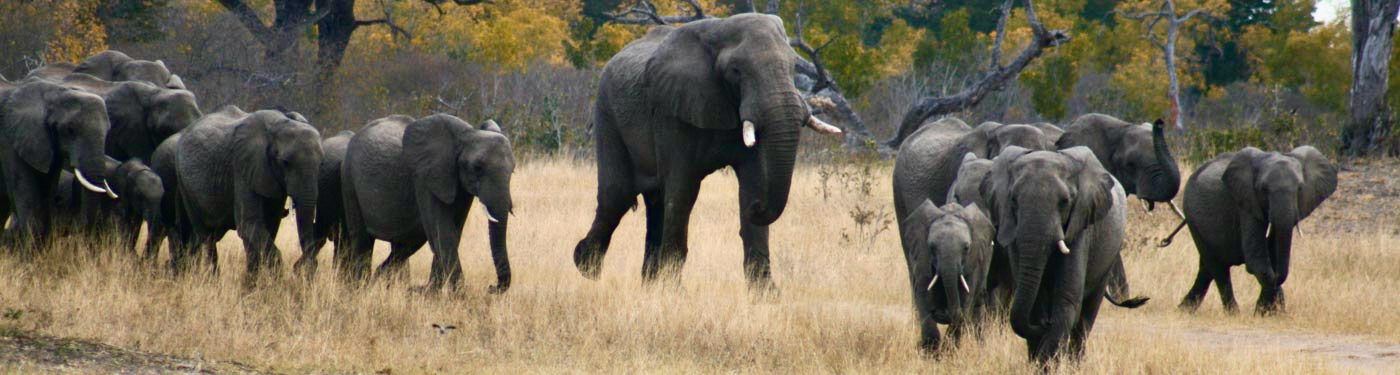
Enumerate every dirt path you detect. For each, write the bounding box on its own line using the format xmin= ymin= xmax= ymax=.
xmin=0 ymin=329 xmax=273 ymax=374
xmin=1113 ymin=321 xmax=1400 ymax=374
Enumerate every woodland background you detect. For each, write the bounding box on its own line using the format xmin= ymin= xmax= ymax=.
xmin=0 ymin=0 xmax=1377 ymax=162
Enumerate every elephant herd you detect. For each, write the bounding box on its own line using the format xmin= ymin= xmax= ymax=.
xmin=1 ymin=13 xmax=1340 ymax=366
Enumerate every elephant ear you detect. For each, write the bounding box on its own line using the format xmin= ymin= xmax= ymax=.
xmin=166 ymin=74 xmax=186 ymax=90
xmin=1288 ymin=146 xmax=1337 ymax=219
xmin=982 ymin=145 xmax=1032 ymax=248
xmin=7 ymin=92 xmax=54 ymax=173
xmin=965 ymin=122 xmax=1002 ymax=158
xmin=1061 ymin=147 xmax=1115 ymax=241
xmin=232 ymin=113 xmax=283 ymax=198
xmin=479 ymin=119 xmax=502 ymax=133
xmin=957 ymin=202 xmax=995 ymax=265
xmin=900 ymin=200 xmax=943 ymax=259
xmin=1224 ymin=148 xmax=1266 ymax=220
xmin=404 ymin=115 xmax=468 ymax=204
xmin=644 ymin=24 xmax=738 ymax=130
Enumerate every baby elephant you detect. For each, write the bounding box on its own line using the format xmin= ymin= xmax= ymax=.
xmin=899 ymin=200 xmax=994 ymax=353
xmin=1180 ymin=146 xmax=1337 ymax=315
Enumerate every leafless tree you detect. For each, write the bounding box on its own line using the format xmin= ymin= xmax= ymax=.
xmin=1344 ymin=0 xmax=1400 ymax=157
xmin=884 ymin=0 xmax=1069 ymax=150
xmin=603 ymin=0 xmax=877 ymax=151
xmin=1114 ymin=0 xmax=1211 ymax=131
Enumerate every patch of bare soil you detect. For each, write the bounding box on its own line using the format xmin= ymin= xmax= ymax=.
xmin=1308 ymin=159 xmax=1400 ymax=234
xmin=0 ymin=329 xmax=272 ymax=374
xmin=1121 ymin=321 xmax=1400 ymax=374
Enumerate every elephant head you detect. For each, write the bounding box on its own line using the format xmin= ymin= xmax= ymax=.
xmin=1 ymin=80 xmax=115 ymax=196
xmin=74 ymin=50 xmax=181 ymax=89
xmin=968 ymin=122 xmax=1055 ymax=159
xmin=946 ymin=153 xmax=993 ymax=208
xmin=403 ymin=115 xmax=515 ymax=224
xmin=111 ymin=159 xmax=164 ymax=229
xmin=62 ymin=74 xmax=202 ymax=160
xmin=644 ymin=14 xmax=840 ymax=225
xmin=232 ymin=110 xmax=324 ymax=255
xmin=901 ymin=200 xmax=994 ymax=325
xmin=1058 ymin=114 xmax=1180 ymax=206
xmin=982 ymin=146 xmax=1116 ymax=338
xmin=1223 ymin=146 xmax=1337 ymax=287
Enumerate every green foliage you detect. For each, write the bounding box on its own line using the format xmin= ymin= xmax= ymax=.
xmin=1022 ymin=52 xmax=1078 ymax=121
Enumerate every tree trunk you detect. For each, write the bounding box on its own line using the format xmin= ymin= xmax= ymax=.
xmin=1165 ymin=21 xmax=1183 ymax=131
xmin=1344 ymin=0 xmax=1400 ymax=157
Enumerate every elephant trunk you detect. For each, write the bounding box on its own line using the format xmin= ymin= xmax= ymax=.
xmin=289 ymin=172 xmax=318 ymax=255
xmin=1267 ymin=193 xmax=1298 ymax=285
xmin=1138 ymin=121 xmax=1180 ymax=202
xmin=745 ymin=94 xmax=804 ymax=226
xmin=478 ymin=176 xmax=513 ymax=224
xmin=72 ymin=134 xmax=114 ymax=197
xmin=935 ymin=245 xmax=965 ymax=324
xmin=1009 ymin=215 xmax=1061 ymax=339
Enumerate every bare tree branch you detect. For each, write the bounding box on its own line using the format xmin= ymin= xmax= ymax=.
xmin=886 ymin=0 xmax=1070 ymax=149
xmin=214 ymin=0 xmax=274 ymax=44
xmin=604 ymin=0 xmax=709 ymax=24
xmin=989 ymin=0 xmax=1014 ymax=69
xmin=789 ymin=5 xmax=833 ymax=94
xmin=357 ymin=19 xmax=411 ymax=40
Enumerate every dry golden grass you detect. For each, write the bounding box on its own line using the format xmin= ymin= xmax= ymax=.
xmin=1 ymin=157 xmax=1396 ymax=373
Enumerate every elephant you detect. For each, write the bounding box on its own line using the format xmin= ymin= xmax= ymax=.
xmin=58 ymin=157 xmax=165 ymax=255
xmin=1178 ymin=146 xmax=1336 ymax=315
xmin=900 ymin=200 xmax=994 ymax=353
xmin=1031 ymin=122 xmax=1064 ymax=144
xmin=341 ymin=115 xmax=514 ymax=292
xmin=291 ymin=130 xmax=355 ymax=277
xmin=570 ymin=14 xmax=843 ymax=289
xmin=0 ymin=79 xmax=116 ymax=249
xmin=980 ymin=146 xmax=1127 ymax=363
xmin=175 ymin=105 xmax=322 ymax=282
xmin=55 ymin=73 xmax=202 ymax=162
xmin=1056 ymin=114 xmax=1181 ymax=214
xmin=71 ymin=50 xmax=185 ymax=89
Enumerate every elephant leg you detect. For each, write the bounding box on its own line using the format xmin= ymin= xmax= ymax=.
xmin=121 ymin=218 xmax=142 ymax=256
xmin=376 ymin=238 xmax=426 ymax=283
xmin=1209 ymin=263 xmax=1239 ymax=313
xmin=1033 ymin=256 xmax=1086 ymax=363
xmin=234 ymin=196 xmax=280 ymax=285
xmin=1253 ymin=273 xmax=1284 ymax=315
xmin=737 ymin=191 xmax=776 ymax=293
xmin=640 ymin=190 xmax=664 ymax=277
xmin=3 ymin=165 xmax=52 ymax=253
xmin=574 ymin=178 xmax=635 ymax=279
xmin=144 ymin=220 xmax=165 ymax=265
xmin=1178 ymin=257 xmax=1213 ymax=312
xmin=647 ymin=173 xmax=701 ymax=284
xmin=419 ymin=194 xmax=468 ymax=292
xmin=1067 ymin=281 xmax=1107 ymax=360
xmin=1239 ymin=216 xmax=1277 ymax=285
xmin=338 ymin=185 xmax=374 ymax=281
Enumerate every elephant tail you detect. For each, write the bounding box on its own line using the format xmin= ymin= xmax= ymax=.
xmin=1105 ymin=256 xmax=1149 ymax=309
xmin=1105 ymin=291 xmax=1150 ymax=308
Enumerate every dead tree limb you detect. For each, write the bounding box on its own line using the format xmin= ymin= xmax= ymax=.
xmin=1111 ymin=0 xmax=1210 ymax=131
xmin=1343 ymin=0 xmax=1400 ymax=156
xmin=885 ymin=0 xmax=1069 ymax=150
xmin=603 ymin=0 xmax=710 ymax=24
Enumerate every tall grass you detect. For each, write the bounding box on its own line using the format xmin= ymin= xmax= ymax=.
xmin=1 ymin=158 xmax=1391 ymax=373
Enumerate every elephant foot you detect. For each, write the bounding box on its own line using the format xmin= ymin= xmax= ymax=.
xmin=487 ymin=283 xmax=510 ymax=295
xmin=572 ymin=241 xmax=604 ymax=280
xmin=1177 ymin=298 xmax=1202 ymax=313
xmin=292 ymin=257 xmax=318 ymax=281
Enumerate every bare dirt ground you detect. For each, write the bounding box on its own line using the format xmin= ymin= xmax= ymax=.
xmin=0 ymin=329 xmax=270 ymax=374
xmin=1 ymin=156 xmax=1397 ymax=374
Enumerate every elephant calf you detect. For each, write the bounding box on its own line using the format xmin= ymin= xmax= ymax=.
xmin=341 ymin=115 xmax=514 ymax=293
xmin=58 ymin=157 xmax=164 ymax=255
xmin=899 ymin=200 xmax=993 ymax=353
xmin=1179 ymin=146 xmax=1337 ymax=315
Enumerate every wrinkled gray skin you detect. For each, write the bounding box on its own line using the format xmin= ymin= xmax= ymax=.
xmin=900 ymin=200 xmax=994 ymax=353
xmin=52 ymin=74 xmax=202 ymax=162
xmin=1057 ymin=114 xmax=1180 ymax=206
xmin=149 ymin=134 xmax=188 ymax=264
xmin=1031 ymin=122 xmax=1064 ymax=144
xmin=572 ymin=14 xmax=840 ymax=289
xmin=176 ymin=106 xmax=322 ymax=283
xmin=981 ymin=146 xmax=1127 ymax=363
xmin=0 ymin=79 xmax=113 ymax=249
xmin=61 ymin=158 xmax=165 ymax=255
xmin=69 ymin=50 xmax=186 ymax=89
xmin=894 ymin=118 xmax=1054 ymax=311
xmin=1179 ymin=146 xmax=1336 ymax=315
xmin=292 ymin=130 xmax=355 ymax=278
xmin=342 ymin=115 xmax=514 ymax=292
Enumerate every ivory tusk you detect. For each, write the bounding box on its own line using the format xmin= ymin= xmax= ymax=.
xmin=927 ymin=275 xmax=938 ymax=291
xmin=486 ymin=212 xmax=501 ymax=223
xmin=805 ymin=116 xmax=843 ymax=135
xmin=1265 ymin=224 xmax=1272 ymax=238
xmin=102 ymin=180 xmax=118 ymax=199
xmin=1296 ymin=226 xmax=1305 ymax=238
xmin=742 ymin=120 xmax=757 ymax=147
xmin=74 ymin=169 xmax=109 ymax=195
xmin=1168 ymin=201 xmax=1185 ymax=219
xmin=1057 ymin=240 xmax=1071 ymax=255
xmin=1140 ymin=199 xmax=1150 ymax=212
xmin=959 ymin=275 xmax=970 ymax=293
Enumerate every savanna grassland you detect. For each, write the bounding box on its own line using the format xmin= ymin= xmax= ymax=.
xmin=1 ymin=156 xmax=1397 ymax=374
